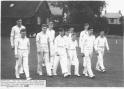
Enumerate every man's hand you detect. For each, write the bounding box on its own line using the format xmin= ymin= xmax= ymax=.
xmin=95 ymin=51 xmax=99 ymax=56
xmin=81 ymin=53 xmax=85 ymax=57
xmin=37 ymin=51 xmax=41 ymax=55
xmin=15 ymin=54 xmax=19 ymax=59
xmin=56 ymin=52 xmax=59 ymax=56
xmin=11 ymin=46 xmax=14 ymax=50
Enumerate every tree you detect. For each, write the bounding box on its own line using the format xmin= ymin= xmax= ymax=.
xmin=48 ymin=1 xmax=106 ymax=31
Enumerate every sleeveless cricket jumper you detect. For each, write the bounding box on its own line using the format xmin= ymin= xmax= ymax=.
xmin=95 ymin=36 xmax=109 ymax=71
xmin=36 ymin=31 xmax=51 ymax=76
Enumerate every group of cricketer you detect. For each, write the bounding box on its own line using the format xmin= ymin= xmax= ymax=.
xmin=10 ymin=19 xmax=110 ymax=80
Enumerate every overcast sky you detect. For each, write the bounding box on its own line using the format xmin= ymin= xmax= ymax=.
xmin=104 ymin=0 xmax=124 ymax=15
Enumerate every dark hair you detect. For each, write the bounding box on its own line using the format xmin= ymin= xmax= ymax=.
xmin=69 ymin=27 xmax=74 ymax=29
xmin=58 ymin=28 xmax=64 ymax=32
xmin=65 ymin=29 xmax=69 ymax=32
xmin=49 ymin=21 xmax=53 ymax=24
xmin=89 ymin=26 xmax=93 ymax=29
xmin=100 ymin=30 xmax=105 ymax=33
xmin=42 ymin=24 xmax=48 ymax=28
xmin=84 ymin=23 xmax=89 ymax=26
xmin=20 ymin=29 xmax=26 ymax=33
xmin=16 ymin=19 xmax=22 ymax=22
xmin=72 ymin=32 xmax=77 ymax=36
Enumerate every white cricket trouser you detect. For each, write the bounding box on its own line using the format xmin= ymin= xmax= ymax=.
xmin=53 ymin=47 xmax=68 ymax=75
xmin=15 ymin=49 xmax=30 ymax=78
xmin=68 ymin=49 xmax=79 ymax=75
xmin=96 ymin=47 xmax=105 ymax=70
xmin=14 ymin=38 xmax=24 ymax=74
xmin=37 ymin=45 xmax=51 ymax=75
xmin=83 ymin=50 xmax=94 ymax=76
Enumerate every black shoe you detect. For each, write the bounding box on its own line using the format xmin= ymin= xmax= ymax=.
xmin=88 ymin=75 xmax=95 ymax=79
xmin=101 ymin=69 xmax=106 ymax=73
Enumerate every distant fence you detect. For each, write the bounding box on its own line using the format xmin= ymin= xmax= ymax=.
xmin=107 ymin=24 xmax=123 ymax=35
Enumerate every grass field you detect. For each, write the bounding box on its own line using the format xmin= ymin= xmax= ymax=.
xmin=1 ymin=36 xmax=124 ymax=87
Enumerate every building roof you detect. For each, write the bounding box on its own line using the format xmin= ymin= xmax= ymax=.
xmin=104 ymin=13 xmax=122 ymax=18
xmin=48 ymin=2 xmax=63 ymax=16
xmin=1 ymin=1 xmax=43 ymax=18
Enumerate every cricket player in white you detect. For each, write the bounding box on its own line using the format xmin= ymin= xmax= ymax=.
xmin=14 ymin=29 xmax=31 ymax=80
xmin=36 ymin=24 xmax=51 ymax=76
xmin=95 ymin=31 xmax=109 ymax=72
xmin=53 ymin=28 xmax=69 ymax=77
xmin=81 ymin=29 xmax=95 ymax=78
xmin=10 ymin=19 xmax=25 ymax=75
xmin=67 ymin=33 xmax=80 ymax=76
xmin=79 ymin=23 xmax=89 ymax=75
xmin=63 ymin=30 xmax=71 ymax=75
xmin=46 ymin=21 xmax=55 ymax=71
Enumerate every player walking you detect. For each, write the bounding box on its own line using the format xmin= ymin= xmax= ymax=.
xmin=46 ymin=21 xmax=55 ymax=72
xmin=79 ymin=23 xmax=89 ymax=75
xmin=63 ymin=30 xmax=71 ymax=75
xmin=81 ymin=29 xmax=95 ymax=78
xmin=67 ymin=33 xmax=80 ymax=76
xmin=53 ymin=28 xmax=69 ymax=77
xmin=36 ymin=24 xmax=51 ymax=76
xmin=95 ymin=31 xmax=110 ymax=72
xmin=14 ymin=29 xmax=31 ymax=80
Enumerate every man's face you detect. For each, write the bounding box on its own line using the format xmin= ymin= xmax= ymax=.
xmin=100 ymin=31 xmax=104 ymax=37
xmin=88 ymin=29 xmax=93 ymax=35
xmin=42 ymin=27 xmax=47 ymax=33
xmin=72 ymin=34 xmax=76 ymax=41
xmin=49 ymin=22 xmax=53 ymax=29
xmin=65 ymin=31 xmax=69 ymax=36
xmin=84 ymin=25 xmax=89 ymax=30
xmin=17 ymin=21 xmax=22 ymax=27
xmin=69 ymin=28 xmax=74 ymax=33
xmin=21 ymin=32 xmax=26 ymax=38
xmin=60 ymin=30 xmax=65 ymax=37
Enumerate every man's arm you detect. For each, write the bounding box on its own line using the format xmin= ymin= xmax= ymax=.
xmin=54 ymin=37 xmax=58 ymax=55
xmin=53 ymin=30 xmax=55 ymax=42
xmin=27 ymin=39 xmax=30 ymax=54
xmin=76 ymin=40 xmax=78 ymax=48
xmin=36 ymin=33 xmax=40 ymax=52
xmin=65 ymin=39 xmax=70 ymax=59
xmin=79 ymin=32 xmax=82 ymax=48
xmin=94 ymin=37 xmax=98 ymax=51
xmin=105 ymin=37 xmax=110 ymax=51
xmin=14 ymin=39 xmax=19 ymax=58
xmin=10 ymin=27 xmax=15 ymax=48
xmin=80 ymin=36 xmax=85 ymax=53
xmin=47 ymin=37 xmax=51 ymax=61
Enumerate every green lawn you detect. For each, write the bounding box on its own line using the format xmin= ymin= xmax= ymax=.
xmin=1 ymin=36 xmax=124 ymax=87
